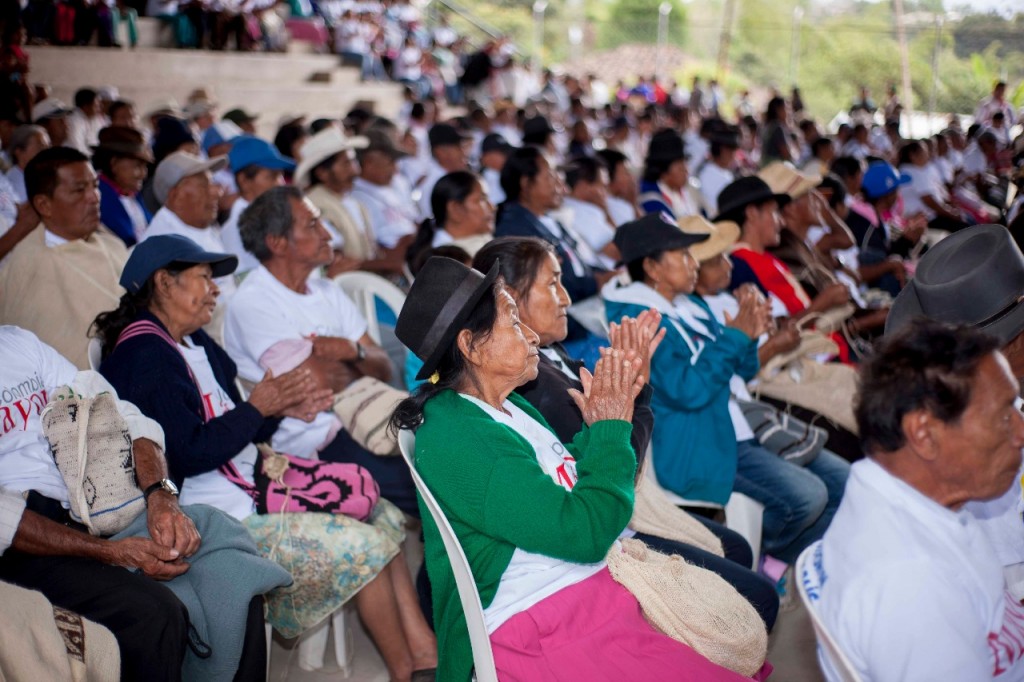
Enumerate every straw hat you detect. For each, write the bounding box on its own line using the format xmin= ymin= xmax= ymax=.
xmin=758 ymin=161 xmax=820 ymax=200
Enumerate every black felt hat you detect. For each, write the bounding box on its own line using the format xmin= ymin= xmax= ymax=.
xmin=885 ymin=224 xmax=1024 ymax=345
xmin=644 ymin=129 xmax=688 ymax=163
xmin=712 ymin=176 xmax=791 ymax=223
xmin=396 ymin=257 xmax=500 ymax=381
xmin=613 ymin=213 xmax=710 ymax=265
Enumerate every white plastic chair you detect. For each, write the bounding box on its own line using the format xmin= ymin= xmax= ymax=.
xmin=87 ymin=337 xmax=102 ymax=370
xmin=398 ymin=429 xmax=499 ymax=682
xmin=333 ymin=271 xmax=407 ymax=345
xmin=642 ymin=446 xmax=765 ymax=568
xmin=795 ymin=541 xmax=863 ymax=682
xmin=296 ymin=608 xmax=353 ymax=675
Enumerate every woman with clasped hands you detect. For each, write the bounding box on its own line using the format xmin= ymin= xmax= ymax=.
xmin=95 ymin=235 xmax=439 ymax=681
xmin=391 ymin=256 xmax=750 ymax=681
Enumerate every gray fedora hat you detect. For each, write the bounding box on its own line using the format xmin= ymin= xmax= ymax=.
xmin=885 ymin=224 xmax=1024 ymax=345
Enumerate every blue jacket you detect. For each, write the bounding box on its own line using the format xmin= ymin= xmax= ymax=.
xmin=100 ymin=311 xmax=281 ymax=487
xmin=99 ymin=175 xmax=151 ymax=246
xmin=602 ymin=282 xmax=759 ymax=504
xmin=495 ymin=201 xmax=601 ymax=304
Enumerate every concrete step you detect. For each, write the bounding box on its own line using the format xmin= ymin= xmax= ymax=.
xmin=25 ymin=46 xmax=349 ymax=89
xmin=26 ymin=46 xmax=404 ymax=137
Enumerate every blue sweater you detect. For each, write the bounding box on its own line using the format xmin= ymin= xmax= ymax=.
xmin=603 ymin=286 xmax=759 ymax=504
xmin=98 ymin=176 xmax=151 ymax=247
xmin=100 ymin=311 xmax=280 ymax=487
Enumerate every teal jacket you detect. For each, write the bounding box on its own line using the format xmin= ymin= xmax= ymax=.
xmin=415 ymin=389 xmax=636 ymax=681
xmin=603 ymin=282 xmax=759 ymax=504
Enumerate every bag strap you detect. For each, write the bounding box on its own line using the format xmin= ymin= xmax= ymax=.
xmin=115 ymin=320 xmax=252 ymax=488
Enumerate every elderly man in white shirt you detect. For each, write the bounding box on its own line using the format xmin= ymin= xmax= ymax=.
xmin=809 ymin=246 xmax=1024 ymax=682
xmin=811 ymin=325 xmax=1024 ymax=682
xmin=143 ymin=151 xmax=236 ymax=338
xmin=0 ymin=324 xmax=196 ymax=680
xmin=225 ymin=185 xmax=419 ymax=516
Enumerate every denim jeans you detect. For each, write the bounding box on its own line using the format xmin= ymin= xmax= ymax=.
xmin=733 ymin=439 xmax=850 ymax=564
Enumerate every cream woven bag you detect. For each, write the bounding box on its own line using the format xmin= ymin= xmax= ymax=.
xmin=629 ymin=469 xmax=724 ymax=557
xmin=41 ymin=387 xmax=145 ymax=536
xmin=606 ymin=538 xmax=768 ymax=677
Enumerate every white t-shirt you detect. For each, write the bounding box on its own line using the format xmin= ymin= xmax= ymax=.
xmin=561 ymin=197 xmax=617 ymax=270
xmin=606 ymin=195 xmax=636 ymax=227
xmin=461 ymin=394 xmax=605 ymax=634
xmin=0 ymin=326 xmax=165 ymax=504
xmin=815 ymin=458 xmax=1024 ymax=681
xmin=223 ymin=265 xmax=367 ymax=456
xmin=175 ymin=338 xmax=258 ymax=520
xmin=416 ymin=159 xmax=450 ymax=221
xmin=962 ymin=145 xmax=988 ymax=176
xmin=350 ymin=178 xmax=418 ymax=249
xmin=697 ymin=163 xmax=734 ymax=217
xmin=219 ymin=197 xmax=260 ymax=275
xmin=899 ymin=164 xmax=946 ymax=220
xmin=5 ymin=167 xmax=26 ymax=205
xmin=481 ymin=167 xmax=505 ymax=206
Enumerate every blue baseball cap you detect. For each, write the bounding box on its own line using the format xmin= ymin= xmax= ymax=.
xmin=120 ymin=235 xmax=238 ymax=294
xmin=228 ymin=135 xmax=296 ymax=173
xmin=201 ymin=120 xmax=243 ymax=153
xmin=861 ymin=161 xmax=911 ymax=201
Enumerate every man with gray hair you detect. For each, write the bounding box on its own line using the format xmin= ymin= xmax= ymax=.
xmin=4 ymin=124 xmax=50 ymax=204
xmin=808 ymin=320 xmax=1024 ymax=680
xmin=224 ymin=186 xmax=418 ymax=515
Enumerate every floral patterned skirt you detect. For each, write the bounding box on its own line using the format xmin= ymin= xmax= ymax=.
xmin=243 ymin=499 xmax=406 ymax=638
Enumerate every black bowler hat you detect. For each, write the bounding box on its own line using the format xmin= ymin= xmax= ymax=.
xmin=396 ymin=257 xmax=500 ymax=381
xmin=712 ymin=176 xmax=791 ymax=223
xmin=613 ymin=212 xmax=709 ymax=266
xmin=644 ymin=129 xmax=688 ymax=163
xmin=885 ymin=224 xmax=1024 ymax=345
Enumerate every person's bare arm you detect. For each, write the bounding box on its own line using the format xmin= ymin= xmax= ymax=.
xmin=133 ymin=438 xmax=200 ymax=559
xmin=12 ymin=508 xmax=189 ymax=580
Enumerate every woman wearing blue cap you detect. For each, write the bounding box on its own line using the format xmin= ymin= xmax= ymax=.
xmin=95 ymin=235 xmax=439 ymax=681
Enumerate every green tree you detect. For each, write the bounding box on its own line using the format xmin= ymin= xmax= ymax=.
xmin=599 ymin=0 xmax=688 ymax=50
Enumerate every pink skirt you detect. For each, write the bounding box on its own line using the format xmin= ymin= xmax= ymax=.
xmin=489 ymin=568 xmax=769 ymax=681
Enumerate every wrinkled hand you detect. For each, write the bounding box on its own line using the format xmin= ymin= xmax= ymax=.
xmin=104 ymin=537 xmax=190 ymax=580
xmin=146 ymin=492 xmax=201 ymax=557
xmin=326 ymin=252 xmax=363 ymax=278
xmin=280 ymin=388 xmax=336 ymax=422
xmin=608 ymin=309 xmax=666 ymax=383
xmin=248 ymin=367 xmax=322 ymax=417
xmin=568 ymin=348 xmax=644 ymax=426
xmin=887 ymin=257 xmax=907 ymax=287
xmin=725 ymin=286 xmax=772 ymax=339
xmin=813 ymin=282 xmax=851 ymax=311
xmin=901 ymin=213 xmax=927 ymax=243
xmin=766 ymin=323 xmax=801 ymax=355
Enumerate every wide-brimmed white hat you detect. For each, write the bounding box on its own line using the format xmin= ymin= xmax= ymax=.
xmin=293 ymin=127 xmax=369 ymax=189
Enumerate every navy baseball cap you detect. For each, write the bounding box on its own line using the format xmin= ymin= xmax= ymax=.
xmin=228 ymin=135 xmax=296 ymax=173
xmin=120 ymin=235 xmax=238 ymax=294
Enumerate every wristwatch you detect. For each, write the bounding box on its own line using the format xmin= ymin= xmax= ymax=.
xmin=143 ymin=478 xmax=179 ymax=502
xmin=354 ymin=342 xmax=366 ymax=362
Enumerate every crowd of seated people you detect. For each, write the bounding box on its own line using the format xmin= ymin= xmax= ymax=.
xmin=1 ymin=24 xmax=1024 ymax=677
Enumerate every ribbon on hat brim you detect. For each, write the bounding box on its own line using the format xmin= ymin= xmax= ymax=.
xmin=420 ymin=273 xmax=493 ymax=366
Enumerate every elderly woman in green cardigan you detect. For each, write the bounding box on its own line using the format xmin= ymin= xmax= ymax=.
xmin=391 ymin=257 xmax=752 ymax=681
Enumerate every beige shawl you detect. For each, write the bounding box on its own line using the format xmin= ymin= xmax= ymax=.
xmin=0 ymin=226 xmax=127 ymax=368
xmin=306 ymin=185 xmax=378 ymax=261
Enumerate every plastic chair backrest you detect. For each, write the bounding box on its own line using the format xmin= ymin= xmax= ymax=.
xmin=333 ymin=271 xmax=407 ymax=345
xmin=795 ymin=541 xmax=863 ymax=682
xmin=87 ymin=337 xmax=102 ymax=371
xmin=398 ymin=429 xmax=498 ymax=682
